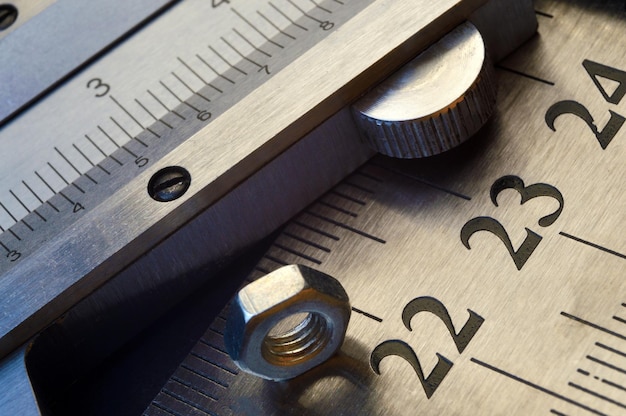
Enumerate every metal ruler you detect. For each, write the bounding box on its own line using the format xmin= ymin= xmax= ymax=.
xmin=141 ymin=1 xmax=626 ymax=415
xmin=0 ymin=0 xmax=625 ymax=415
xmin=0 ymin=0 xmax=496 ymax=360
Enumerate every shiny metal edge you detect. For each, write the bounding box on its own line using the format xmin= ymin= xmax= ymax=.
xmin=0 ymin=0 xmax=55 ymax=41
xmin=22 ymin=108 xmax=373 ymax=393
xmin=0 ymin=0 xmax=491 ymax=359
xmin=470 ymin=0 xmax=538 ymax=61
xmin=0 ymin=0 xmax=177 ymax=123
xmin=0 ymin=346 xmax=41 ymax=416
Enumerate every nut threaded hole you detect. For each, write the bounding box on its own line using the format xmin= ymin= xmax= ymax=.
xmin=262 ymin=312 xmax=333 ymax=366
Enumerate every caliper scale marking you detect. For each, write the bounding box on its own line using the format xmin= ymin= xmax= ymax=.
xmin=0 ymin=0 xmax=363 ymax=273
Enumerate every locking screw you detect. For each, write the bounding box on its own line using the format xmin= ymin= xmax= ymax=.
xmin=0 ymin=4 xmax=18 ymax=31
xmin=148 ymin=166 xmax=191 ymax=202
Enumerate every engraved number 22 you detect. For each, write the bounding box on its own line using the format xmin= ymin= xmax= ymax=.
xmin=460 ymin=176 xmax=564 ymax=270
xmin=370 ymin=297 xmax=484 ymax=399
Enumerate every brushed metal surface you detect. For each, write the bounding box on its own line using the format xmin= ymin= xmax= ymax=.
xmin=0 ymin=347 xmax=40 ymax=416
xmin=0 ymin=0 xmax=492 ymax=360
xmin=0 ymin=0 xmax=177 ymax=122
xmin=146 ymin=1 xmax=626 ymax=414
xmin=20 ymin=107 xmax=373 ymax=401
xmin=469 ymin=0 xmax=537 ymax=62
xmin=0 ymin=0 xmax=55 ymax=40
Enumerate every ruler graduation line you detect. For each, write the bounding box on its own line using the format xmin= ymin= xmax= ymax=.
xmin=221 ymin=36 xmax=263 ymax=70
xmin=596 ymin=342 xmax=626 ymax=358
xmin=569 ymin=382 xmax=626 ymax=410
xmin=286 ymin=0 xmax=323 ymax=24
xmin=0 ymin=240 xmax=9 ymax=253
xmin=282 ymin=231 xmax=331 ymax=252
xmin=318 ymin=200 xmax=358 ymax=217
xmin=9 ymin=190 xmax=45 ymax=222
xmin=560 ymin=232 xmax=626 ymax=260
xmin=110 ymin=116 xmax=148 ymax=147
xmin=86 ymin=133 xmax=123 ymax=166
xmin=561 ymin=312 xmax=626 ymax=341
xmin=58 ymin=191 xmax=76 ymax=206
xmin=158 ymin=82 xmax=204 ymax=114
xmin=170 ymin=377 xmax=219 ymax=402
xmin=232 ymin=27 xmax=273 ymax=56
xmin=135 ymin=98 xmax=174 ymax=129
xmin=575 ymin=365 xmax=626 ymax=398
xmin=149 ymin=401 xmax=181 ymax=416
xmin=586 ymin=355 xmax=626 ymax=375
xmin=1 ymin=0 xmax=355 ymax=270
xmin=208 ymin=45 xmax=248 ymax=76
xmin=613 ymin=316 xmax=626 ymax=325
xmin=351 ymin=307 xmax=383 ymax=323
xmin=110 ymin=95 xmax=146 ymax=131
xmin=161 ymin=386 xmax=217 ymax=415
xmin=256 ymin=10 xmax=296 ymax=40
xmin=54 ymin=147 xmax=98 ymax=185
xmin=305 ymin=211 xmax=386 ymax=244
xmin=190 ymin=351 xmax=238 ymax=376
xmin=268 ymin=2 xmax=308 ymax=31
xmin=293 ymin=220 xmax=340 ymax=240
xmin=272 ymin=242 xmax=322 ymax=264
xmin=8 ymin=229 xmax=20 ymax=242
xmin=373 ymin=162 xmax=471 ymax=200
xmin=602 ymin=378 xmax=626 ymax=393
xmin=496 ymin=64 xmax=556 ymax=86
xmin=180 ymin=363 xmax=229 ymax=391
xmin=309 ymin=0 xmax=332 ymax=14
xmin=330 ymin=190 xmax=367 ymax=205
xmin=171 ymin=71 xmax=212 ymax=104
xmin=535 ymin=10 xmax=554 ymax=18
xmin=195 ymin=54 xmax=235 ymax=85
xmin=148 ymin=89 xmax=187 ymax=119
xmin=231 ymin=7 xmax=284 ymax=48
xmin=264 ymin=254 xmax=290 ymax=266
xmin=471 ymin=358 xmax=607 ymax=416
xmin=198 ymin=339 xmax=229 ymax=357
xmin=72 ymin=143 xmax=110 ymax=175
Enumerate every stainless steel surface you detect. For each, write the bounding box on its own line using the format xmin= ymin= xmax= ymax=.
xmin=469 ymin=0 xmax=537 ymax=62
xmin=0 ymin=347 xmax=40 ymax=416
xmin=0 ymin=0 xmax=176 ymax=122
xmin=0 ymin=0 xmax=538 ymax=414
xmin=0 ymin=0 xmax=55 ymax=40
xmin=0 ymin=0 xmax=496 ymax=360
xmin=352 ymin=22 xmax=496 ymax=158
xmin=18 ymin=107 xmax=372 ymax=400
xmin=224 ymin=265 xmax=351 ymax=381
xmin=144 ymin=2 xmax=626 ymax=414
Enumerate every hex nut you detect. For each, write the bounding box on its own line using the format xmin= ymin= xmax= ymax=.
xmin=224 ymin=264 xmax=351 ymax=381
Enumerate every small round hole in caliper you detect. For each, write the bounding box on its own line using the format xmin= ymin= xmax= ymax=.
xmin=148 ymin=166 xmax=191 ymax=202
xmin=0 ymin=4 xmax=18 ymax=31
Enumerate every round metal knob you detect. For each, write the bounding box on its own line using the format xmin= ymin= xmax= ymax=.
xmin=352 ymin=22 xmax=496 ymax=159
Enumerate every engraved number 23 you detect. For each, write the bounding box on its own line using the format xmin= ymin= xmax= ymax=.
xmin=460 ymin=176 xmax=564 ymax=270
